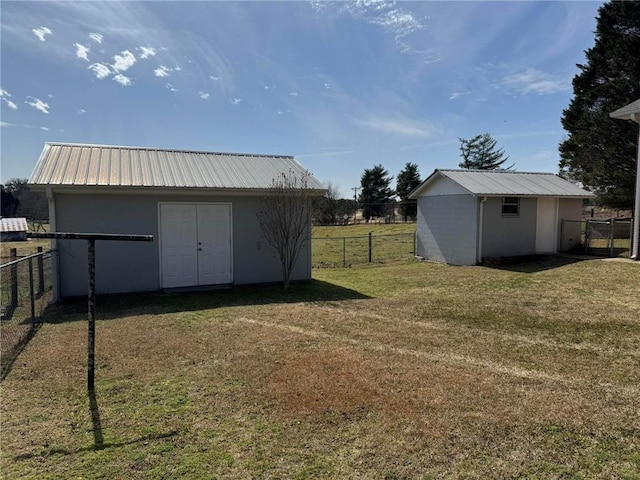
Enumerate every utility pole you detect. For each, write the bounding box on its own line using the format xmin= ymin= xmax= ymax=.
xmin=352 ymin=186 xmax=360 ymax=224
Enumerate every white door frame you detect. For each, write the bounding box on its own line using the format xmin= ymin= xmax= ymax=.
xmin=158 ymin=202 xmax=233 ymax=288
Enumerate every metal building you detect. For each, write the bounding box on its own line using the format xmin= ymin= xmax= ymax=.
xmin=409 ymin=169 xmax=595 ymax=265
xmin=28 ymin=143 xmax=325 ymax=298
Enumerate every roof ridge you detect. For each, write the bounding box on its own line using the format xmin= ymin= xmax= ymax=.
xmin=439 ymin=168 xmax=557 ymax=176
xmin=44 ymin=142 xmax=294 ymax=159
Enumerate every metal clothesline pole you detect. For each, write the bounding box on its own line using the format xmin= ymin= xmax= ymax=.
xmin=28 ymin=232 xmax=153 ymax=390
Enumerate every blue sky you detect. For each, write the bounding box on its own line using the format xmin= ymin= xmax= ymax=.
xmin=1 ymin=0 xmax=602 ymax=197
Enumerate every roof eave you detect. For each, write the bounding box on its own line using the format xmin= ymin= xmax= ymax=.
xmin=27 ymin=184 xmax=328 ymax=196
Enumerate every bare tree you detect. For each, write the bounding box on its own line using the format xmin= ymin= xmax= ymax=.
xmin=312 ymin=181 xmax=341 ymax=225
xmin=257 ymin=169 xmax=314 ymax=288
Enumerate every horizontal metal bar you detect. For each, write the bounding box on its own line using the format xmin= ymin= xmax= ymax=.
xmin=27 ymin=232 xmax=153 ymax=241
xmin=0 ymin=250 xmax=55 ymax=269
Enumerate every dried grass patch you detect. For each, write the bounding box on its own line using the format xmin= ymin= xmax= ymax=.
xmin=2 ymin=257 xmax=640 ymax=478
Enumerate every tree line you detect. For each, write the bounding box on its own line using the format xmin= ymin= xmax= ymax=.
xmin=1 ymin=179 xmax=48 ymax=221
xmin=313 ymin=133 xmax=511 ymax=224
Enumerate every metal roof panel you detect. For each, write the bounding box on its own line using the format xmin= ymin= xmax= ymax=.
xmin=0 ymin=217 xmax=29 ymax=233
xmin=409 ymin=169 xmax=594 ymax=198
xmin=28 ymin=142 xmax=325 ymax=191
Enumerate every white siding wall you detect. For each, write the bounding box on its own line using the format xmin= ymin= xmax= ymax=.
xmin=416 ymin=194 xmax=478 ymax=265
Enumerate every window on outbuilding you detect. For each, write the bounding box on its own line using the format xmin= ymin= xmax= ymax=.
xmin=501 ymin=197 xmax=519 ymax=216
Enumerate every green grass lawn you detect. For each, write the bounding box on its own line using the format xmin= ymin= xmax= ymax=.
xmin=312 ymin=223 xmax=416 ymax=267
xmin=2 ymin=257 xmax=640 ymax=479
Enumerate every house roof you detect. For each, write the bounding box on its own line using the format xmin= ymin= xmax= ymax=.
xmin=0 ymin=217 xmax=28 ymax=233
xmin=28 ymin=142 xmax=326 ymax=191
xmin=609 ymin=99 xmax=640 ymax=122
xmin=409 ymin=169 xmax=595 ymax=199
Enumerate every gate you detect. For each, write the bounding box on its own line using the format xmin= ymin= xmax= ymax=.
xmin=561 ymin=218 xmax=633 ymax=258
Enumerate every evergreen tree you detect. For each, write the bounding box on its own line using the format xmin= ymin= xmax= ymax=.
xmin=4 ymin=178 xmax=48 ymax=220
xmin=359 ymin=165 xmax=394 ymax=222
xmin=458 ymin=133 xmax=513 ymax=170
xmin=1 ymin=185 xmax=19 ymax=217
xmin=559 ymin=1 xmax=640 ymax=208
xmin=396 ymin=162 xmax=421 ymax=221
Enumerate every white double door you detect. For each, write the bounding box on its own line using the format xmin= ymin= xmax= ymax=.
xmin=160 ymin=203 xmax=232 ymax=288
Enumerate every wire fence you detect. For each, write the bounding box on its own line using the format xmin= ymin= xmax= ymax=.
xmin=312 ymin=231 xmax=417 ymax=267
xmin=561 ymin=218 xmax=633 ymax=258
xmin=1 ymin=248 xmax=55 ymax=379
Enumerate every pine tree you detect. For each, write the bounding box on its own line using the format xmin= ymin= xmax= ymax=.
xmin=458 ymin=133 xmax=513 ymax=170
xmin=396 ymin=163 xmax=421 ymax=221
xmin=559 ymin=1 xmax=640 ymax=208
xmin=359 ymin=165 xmax=394 ymax=222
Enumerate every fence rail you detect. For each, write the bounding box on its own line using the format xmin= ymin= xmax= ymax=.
xmin=312 ymin=231 xmax=416 ymax=267
xmin=1 ymin=248 xmax=55 ymax=379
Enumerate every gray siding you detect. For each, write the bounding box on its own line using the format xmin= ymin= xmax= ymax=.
xmin=416 ymin=194 xmax=478 ymax=265
xmin=54 ymin=193 xmax=311 ymax=297
xmin=481 ymin=197 xmax=537 ymax=258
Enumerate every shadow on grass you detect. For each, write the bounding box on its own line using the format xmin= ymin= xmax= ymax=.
xmin=42 ymin=279 xmax=372 ymax=324
xmin=481 ymin=254 xmax=594 ymax=273
xmin=0 ymin=323 xmax=40 ymax=382
xmin=13 ymin=430 xmax=179 ymax=460
xmin=13 ymin=387 xmax=177 ymax=461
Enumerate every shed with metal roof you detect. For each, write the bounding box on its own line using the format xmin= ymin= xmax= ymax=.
xmin=408 ymin=169 xmax=594 ymax=265
xmin=0 ymin=217 xmax=28 ymax=241
xmin=28 ymin=142 xmax=325 ymax=298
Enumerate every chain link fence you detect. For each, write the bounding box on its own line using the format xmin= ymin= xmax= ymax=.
xmin=1 ymin=248 xmax=55 ymax=379
xmin=561 ymin=218 xmax=632 ymax=258
xmin=312 ymin=231 xmax=416 ymax=267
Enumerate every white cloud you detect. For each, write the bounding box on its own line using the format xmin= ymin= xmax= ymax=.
xmin=174 ymin=66 xmax=181 ymax=71
xmin=230 ymin=98 xmax=242 ymax=105
xmin=74 ymin=43 xmax=90 ymax=61
xmin=0 ymin=89 xmax=18 ymax=110
xmin=210 ymin=76 xmax=220 ymax=81
xmin=356 ymin=116 xmax=436 ymax=139
xmin=502 ymin=68 xmax=569 ymax=95
xmin=199 ymin=92 xmax=210 ymax=100
xmin=112 ymin=50 xmax=136 ymax=72
xmin=154 ymin=66 xmax=171 ymax=77
xmin=318 ymin=1 xmax=438 ymax=63
xmin=89 ymin=33 xmax=103 ymax=44
xmin=324 ymin=82 xmax=331 ymax=90
xmin=166 ymin=83 xmax=178 ymax=92
xmin=88 ymin=63 xmax=111 ymax=79
xmin=32 ymin=26 xmax=52 ymax=42
xmin=77 ymin=108 xmax=87 ymax=114
xmin=40 ymin=126 xmax=50 ymax=131
xmin=113 ymin=74 xmax=132 ymax=86
xmin=25 ymin=96 xmax=50 ymax=114
xmin=371 ymin=9 xmax=422 ymax=37
xmin=289 ymin=91 xmax=299 ymax=97
xmin=1 ymin=121 xmax=14 ymax=127
xmin=139 ymin=46 xmax=156 ymax=59
xmin=449 ymin=91 xmax=471 ymax=100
